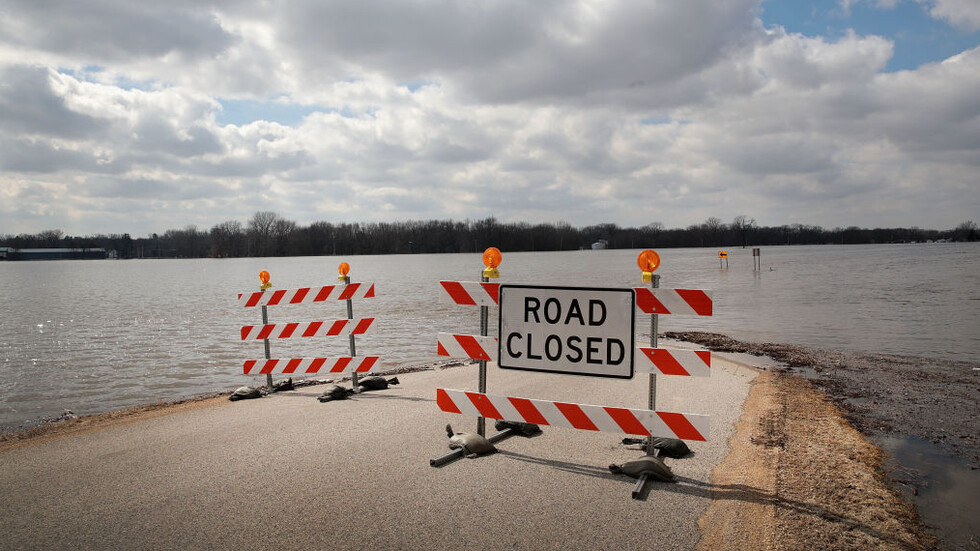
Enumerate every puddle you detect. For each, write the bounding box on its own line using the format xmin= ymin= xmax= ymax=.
xmin=876 ymin=435 xmax=980 ymax=551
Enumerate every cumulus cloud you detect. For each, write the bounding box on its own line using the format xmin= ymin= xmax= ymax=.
xmin=0 ymin=0 xmax=235 ymax=62
xmin=925 ymin=0 xmax=980 ymax=30
xmin=0 ymin=0 xmax=977 ymax=235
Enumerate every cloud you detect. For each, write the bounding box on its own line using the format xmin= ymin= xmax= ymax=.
xmin=273 ymin=0 xmax=765 ymax=109
xmin=0 ymin=66 xmax=111 ymax=139
xmin=0 ymin=0 xmax=977 ymax=235
xmin=925 ymin=0 xmax=980 ymax=30
xmin=0 ymin=0 xmax=235 ymax=62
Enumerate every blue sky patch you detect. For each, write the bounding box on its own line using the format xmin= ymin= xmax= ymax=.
xmin=760 ymin=0 xmax=980 ymax=71
xmin=216 ymin=99 xmax=322 ymax=126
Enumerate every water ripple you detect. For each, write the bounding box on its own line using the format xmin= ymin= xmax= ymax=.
xmin=2 ymin=244 xmax=978 ymax=429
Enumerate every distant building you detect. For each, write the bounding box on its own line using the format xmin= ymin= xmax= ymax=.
xmin=0 ymin=247 xmax=107 ymax=261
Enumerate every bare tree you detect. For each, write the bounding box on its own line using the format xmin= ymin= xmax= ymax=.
xmin=644 ymin=222 xmax=664 ymax=247
xmin=730 ymin=215 xmax=756 ymax=247
xmin=38 ymin=229 xmax=64 ymax=247
xmin=954 ymin=220 xmax=978 ymax=241
xmin=248 ymin=211 xmax=281 ymax=256
xmin=702 ymin=217 xmax=725 ymax=247
xmin=210 ymin=220 xmax=245 ymax=257
xmin=271 ymin=217 xmax=298 ymax=256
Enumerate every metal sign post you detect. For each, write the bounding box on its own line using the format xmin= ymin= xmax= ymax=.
xmin=476 ymin=247 xmax=501 ymax=436
xmin=633 ymin=273 xmax=660 ymax=497
xmin=261 ymin=302 xmax=273 ymax=391
xmin=635 ymin=250 xmax=661 ymax=496
xmin=477 ymin=272 xmax=489 ymax=437
xmin=259 ymin=270 xmax=274 ymax=390
xmin=645 ymin=274 xmax=660 ymax=455
xmin=339 ymin=262 xmax=360 ymax=393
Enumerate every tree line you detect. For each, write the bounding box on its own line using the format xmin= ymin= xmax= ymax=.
xmin=2 ymin=214 xmax=976 ymax=259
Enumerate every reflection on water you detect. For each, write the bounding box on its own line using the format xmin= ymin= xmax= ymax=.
xmin=1 ymin=243 xmax=978 ymax=430
xmin=877 ymin=435 xmax=980 ymax=551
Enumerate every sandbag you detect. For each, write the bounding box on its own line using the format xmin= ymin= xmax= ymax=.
xmin=652 ymin=437 xmax=691 ymax=459
xmin=229 ymin=386 xmax=261 ymax=401
xmin=446 ymin=424 xmax=497 ymax=457
xmin=608 ymin=455 xmax=674 ymax=482
xmin=357 ymin=376 xmax=399 ymax=391
xmin=318 ymin=384 xmax=352 ymax=402
xmin=495 ymin=420 xmax=542 ymax=437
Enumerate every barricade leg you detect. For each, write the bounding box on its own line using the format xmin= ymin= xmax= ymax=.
xmin=430 ymin=448 xmax=466 ymax=467
xmin=632 ymin=474 xmax=649 ymax=499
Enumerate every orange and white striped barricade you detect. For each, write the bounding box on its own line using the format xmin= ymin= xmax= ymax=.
xmin=436 ymin=389 xmax=709 ymax=441
xmin=633 ymin=287 xmax=713 ymax=316
xmin=439 ymin=281 xmax=500 ymax=307
xmin=237 ymin=266 xmax=380 ymax=393
xmin=635 ymin=348 xmax=711 ymax=377
xmin=244 ymin=356 xmax=381 ymax=376
xmin=436 ymin=332 xmax=498 ymax=362
xmin=240 ymin=318 xmax=375 ymax=340
xmin=238 ymin=282 xmax=376 ymax=308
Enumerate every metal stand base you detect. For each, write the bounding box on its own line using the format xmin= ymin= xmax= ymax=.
xmin=429 ymin=448 xmax=466 ymax=467
xmin=631 ymin=474 xmax=650 ymax=500
xmin=629 ymin=448 xmax=661 ymax=500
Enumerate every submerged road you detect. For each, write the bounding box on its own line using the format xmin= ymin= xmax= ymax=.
xmin=0 ymin=358 xmax=757 ymax=551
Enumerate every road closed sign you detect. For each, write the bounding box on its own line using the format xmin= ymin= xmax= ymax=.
xmin=498 ymin=285 xmax=635 ymax=379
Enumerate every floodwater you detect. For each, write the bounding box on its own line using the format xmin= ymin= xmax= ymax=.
xmin=2 ymin=243 xmax=977 ymax=429
xmin=2 ymin=242 xmax=978 ymax=547
xmin=878 ymin=435 xmax=980 ymax=551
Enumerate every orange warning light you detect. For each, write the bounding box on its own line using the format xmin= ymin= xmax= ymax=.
xmin=338 ymin=262 xmax=351 ymax=281
xmin=637 ymin=249 xmax=660 ymax=283
xmin=482 ymin=247 xmax=502 ymax=279
xmin=258 ymin=270 xmax=272 ymax=289
xmin=483 ymin=247 xmax=502 ymax=268
xmin=637 ymin=249 xmax=660 ymax=272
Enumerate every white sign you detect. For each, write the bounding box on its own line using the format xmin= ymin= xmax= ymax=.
xmin=498 ymin=285 xmax=635 ymax=379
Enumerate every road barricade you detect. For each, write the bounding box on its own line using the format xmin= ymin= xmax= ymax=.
xmin=236 ymin=264 xmax=380 ymax=392
xmin=432 ymin=248 xmax=716 ymax=499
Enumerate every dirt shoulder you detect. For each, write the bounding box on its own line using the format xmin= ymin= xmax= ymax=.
xmin=698 ymin=370 xmax=934 ymax=551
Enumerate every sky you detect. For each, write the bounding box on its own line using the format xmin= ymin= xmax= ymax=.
xmin=1 ymin=0 xmax=978 ymax=237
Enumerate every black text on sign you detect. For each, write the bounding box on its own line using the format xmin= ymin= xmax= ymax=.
xmin=498 ymin=285 xmax=635 ymax=379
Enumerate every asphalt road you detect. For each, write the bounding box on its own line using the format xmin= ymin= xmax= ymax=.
xmin=0 ymin=358 xmax=757 ymax=551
